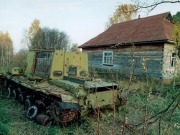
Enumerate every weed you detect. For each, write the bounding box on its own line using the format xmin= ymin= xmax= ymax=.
xmin=0 ymin=79 xmax=179 ymax=135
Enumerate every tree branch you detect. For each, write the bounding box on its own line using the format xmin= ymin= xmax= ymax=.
xmin=135 ymin=93 xmax=180 ymax=128
xmin=137 ymin=1 xmax=180 ymax=9
xmin=135 ymin=0 xmax=180 ymax=13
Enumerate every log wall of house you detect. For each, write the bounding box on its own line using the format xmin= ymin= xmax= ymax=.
xmin=84 ymin=44 xmax=165 ymax=80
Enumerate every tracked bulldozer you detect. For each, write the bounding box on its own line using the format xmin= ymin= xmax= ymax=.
xmin=0 ymin=49 xmax=120 ymax=126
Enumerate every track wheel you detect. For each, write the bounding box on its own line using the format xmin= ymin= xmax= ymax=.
xmin=27 ymin=105 xmax=39 ymax=119
xmin=46 ymin=109 xmax=53 ymax=119
xmin=24 ymin=98 xmax=32 ymax=109
xmin=3 ymin=80 xmax=7 ymax=88
xmin=18 ymin=93 xmax=25 ymax=104
xmin=17 ymin=87 xmax=22 ymax=93
xmin=12 ymin=89 xmax=18 ymax=100
xmin=6 ymin=87 xmax=12 ymax=97
xmin=35 ymin=114 xmax=51 ymax=126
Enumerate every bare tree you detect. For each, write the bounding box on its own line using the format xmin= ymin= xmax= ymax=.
xmin=28 ymin=23 xmax=70 ymax=50
xmin=133 ymin=0 xmax=180 ymax=13
xmin=70 ymin=43 xmax=80 ymax=52
xmin=21 ymin=29 xmax=30 ymax=49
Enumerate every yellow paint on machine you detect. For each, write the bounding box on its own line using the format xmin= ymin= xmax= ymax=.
xmin=25 ymin=51 xmax=35 ymax=74
xmin=49 ymin=50 xmax=65 ymax=80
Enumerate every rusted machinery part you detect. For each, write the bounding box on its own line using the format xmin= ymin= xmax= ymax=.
xmin=35 ymin=114 xmax=51 ymax=126
xmin=27 ymin=105 xmax=39 ymax=119
xmin=118 ymin=96 xmax=128 ymax=106
xmin=51 ymin=103 xmax=81 ymax=125
xmin=60 ymin=109 xmax=79 ymax=124
xmin=51 ymin=107 xmax=79 ymax=125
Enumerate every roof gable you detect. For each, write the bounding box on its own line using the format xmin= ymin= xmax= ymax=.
xmin=80 ymin=12 xmax=173 ymax=48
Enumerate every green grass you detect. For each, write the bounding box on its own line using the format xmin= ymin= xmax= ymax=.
xmin=0 ymin=79 xmax=179 ymax=135
xmin=0 ymin=93 xmax=96 ymax=135
xmin=119 ymin=80 xmax=180 ymax=135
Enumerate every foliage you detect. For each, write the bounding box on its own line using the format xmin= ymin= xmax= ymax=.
xmin=12 ymin=49 xmax=28 ymax=68
xmin=106 ymin=4 xmax=137 ymax=28
xmin=173 ymin=22 xmax=180 ymax=45
xmin=172 ymin=12 xmax=180 ymax=57
xmin=173 ymin=11 xmax=180 ymax=23
xmin=28 ymin=19 xmax=41 ymax=49
xmin=0 ymin=32 xmax=13 ymax=67
xmin=40 ymin=27 xmax=70 ymax=50
xmin=28 ymin=19 xmax=70 ymax=50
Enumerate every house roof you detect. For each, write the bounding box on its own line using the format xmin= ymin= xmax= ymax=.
xmin=79 ymin=12 xmax=173 ymax=49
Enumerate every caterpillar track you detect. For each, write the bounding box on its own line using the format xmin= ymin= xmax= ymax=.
xmin=0 ymin=75 xmax=81 ymax=125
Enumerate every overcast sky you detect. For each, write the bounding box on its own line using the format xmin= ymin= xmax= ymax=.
xmin=0 ymin=0 xmax=180 ymax=52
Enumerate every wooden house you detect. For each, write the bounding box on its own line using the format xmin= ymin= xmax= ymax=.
xmin=79 ymin=12 xmax=179 ymax=80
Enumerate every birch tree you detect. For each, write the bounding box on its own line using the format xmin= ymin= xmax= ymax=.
xmin=0 ymin=32 xmax=13 ymax=67
xmin=28 ymin=19 xmax=41 ymax=49
xmin=106 ymin=4 xmax=137 ymax=28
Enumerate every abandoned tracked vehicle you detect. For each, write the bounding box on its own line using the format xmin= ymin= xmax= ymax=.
xmin=0 ymin=50 xmax=120 ymax=126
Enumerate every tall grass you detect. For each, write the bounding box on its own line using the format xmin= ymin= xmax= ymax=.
xmin=0 ymin=78 xmax=179 ymax=135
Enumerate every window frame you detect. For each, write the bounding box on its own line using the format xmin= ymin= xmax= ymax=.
xmin=170 ymin=52 xmax=176 ymax=68
xmin=102 ymin=51 xmax=113 ymax=66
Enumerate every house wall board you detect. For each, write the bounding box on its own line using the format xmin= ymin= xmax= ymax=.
xmin=85 ymin=44 xmax=164 ymax=80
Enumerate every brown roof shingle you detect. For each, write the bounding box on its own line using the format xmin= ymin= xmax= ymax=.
xmin=80 ymin=12 xmax=173 ymax=48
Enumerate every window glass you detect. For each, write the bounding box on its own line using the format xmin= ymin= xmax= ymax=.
xmin=35 ymin=52 xmax=52 ymax=77
xmin=103 ymin=51 xmax=113 ymax=65
xmin=170 ymin=52 xmax=176 ymax=67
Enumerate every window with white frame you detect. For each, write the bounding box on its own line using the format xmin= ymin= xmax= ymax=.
xmin=170 ymin=52 xmax=176 ymax=67
xmin=103 ymin=51 xmax=113 ymax=65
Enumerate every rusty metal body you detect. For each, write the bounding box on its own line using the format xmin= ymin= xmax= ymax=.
xmin=0 ymin=49 xmax=120 ymax=126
